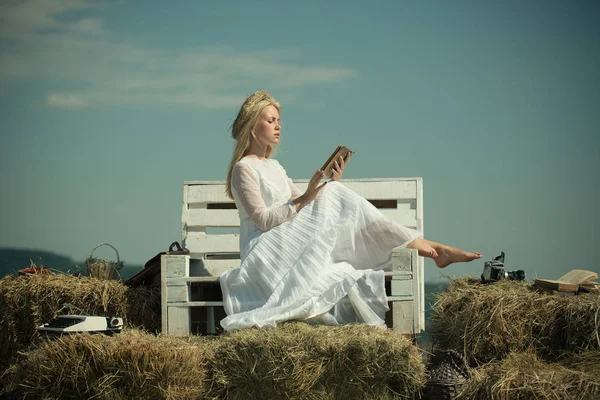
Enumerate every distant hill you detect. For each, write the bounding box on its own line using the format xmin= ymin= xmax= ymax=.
xmin=0 ymin=248 xmax=77 ymax=277
xmin=0 ymin=248 xmax=143 ymax=280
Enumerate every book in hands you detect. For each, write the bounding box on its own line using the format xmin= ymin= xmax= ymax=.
xmin=320 ymin=145 xmax=354 ymax=179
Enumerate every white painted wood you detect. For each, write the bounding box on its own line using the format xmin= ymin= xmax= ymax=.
xmin=186 ymin=209 xmax=240 ymax=227
xmin=162 ymin=247 xmax=423 ymax=336
xmin=391 ymin=300 xmax=415 ymax=334
xmin=185 ymin=179 xmax=419 ymax=204
xmin=413 ymin=250 xmax=425 ymax=332
xmin=185 ymin=208 xmax=418 ymax=229
xmin=185 ymin=184 xmax=231 ymax=204
xmin=161 ymin=255 xmax=168 ymax=333
xmin=391 ymin=249 xmax=413 ymax=273
xmin=415 ymin=179 xmax=425 ymax=331
xmin=167 ymin=306 xmax=190 ymax=336
xmin=190 ymin=259 xmax=240 ymax=276
xmin=180 ymin=270 xmax=414 ymax=284
xmin=415 ymin=178 xmax=425 ymax=331
xmin=182 ymin=185 xmax=192 ymax=242
xmin=186 ymin=257 xmax=416 ymax=281
xmin=390 ymin=279 xmax=412 ymax=296
xmin=185 ymin=229 xmax=419 ymax=256
xmin=185 ymin=177 xmax=423 ymax=185
xmin=170 ymin=301 xmax=224 ymax=307
xmin=166 ymin=284 xmax=188 ymax=303
xmin=165 ymin=255 xmax=189 ymax=279
xmin=183 ymin=276 xmax=221 ymax=283
xmin=165 ymin=177 xmax=426 ymax=336
xmin=292 ymin=181 xmax=417 ymax=201
xmin=185 ymin=233 xmax=239 ymax=254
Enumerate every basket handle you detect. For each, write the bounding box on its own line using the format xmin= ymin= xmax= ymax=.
xmin=169 ymin=241 xmax=183 ymax=252
xmin=88 ymin=243 xmax=120 ymax=263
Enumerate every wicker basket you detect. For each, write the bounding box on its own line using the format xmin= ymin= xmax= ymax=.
xmin=85 ymin=243 xmax=123 ymax=280
xmin=424 ymin=349 xmax=470 ymax=400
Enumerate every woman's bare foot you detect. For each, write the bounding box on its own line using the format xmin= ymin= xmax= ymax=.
xmin=407 ymin=238 xmax=439 ymax=259
xmin=432 ymin=244 xmax=483 ymax=268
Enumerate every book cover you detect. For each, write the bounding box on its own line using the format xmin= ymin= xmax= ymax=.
xmin=321 ymin=145 xmax=354 ymax=179
xmin=534 ymin=279 xmax=579 ymax=292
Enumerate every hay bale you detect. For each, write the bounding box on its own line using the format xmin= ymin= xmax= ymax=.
xmin=2 ymin=324 xmax=426 ymax=399
xmin=208 ymin=322 xmax=426 ymax=399
xmin=429 ymin=278 xmax=600 ymax=365
xmin=2 ymin=330 xmax=215 ymax=400
xmin=0 ymin=273 xmax=160 ymax=374
xmin=457 ymin=351 xmax=600 ymax=400
xmin=559 ymin=350 xmax=600 ymax=376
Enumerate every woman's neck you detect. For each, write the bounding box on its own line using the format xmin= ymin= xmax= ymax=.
xmin=244 ymin=154 xmax=267 ymax=160
xmin=245 ymin=145 xmax=268 ymax=160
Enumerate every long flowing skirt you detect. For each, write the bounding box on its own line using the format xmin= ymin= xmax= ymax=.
xmin=219 ymin=181 xmax=422 ymax=331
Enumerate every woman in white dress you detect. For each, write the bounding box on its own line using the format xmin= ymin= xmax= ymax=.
xmin=219 ymin=90 xmax=482 ymax=332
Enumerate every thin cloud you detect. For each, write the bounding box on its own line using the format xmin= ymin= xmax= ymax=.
xmin=45 ymin=93 xmax=88 ymax=109
xmin=0 ymin=0 xmax=358 ymax=110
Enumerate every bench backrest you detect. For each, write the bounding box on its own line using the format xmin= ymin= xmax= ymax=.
xmin=182 ymin=177 xmax=424 ymax=277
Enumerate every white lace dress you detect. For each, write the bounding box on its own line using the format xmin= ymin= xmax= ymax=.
xmin=219 ymin=157 xmax=423 ymax=331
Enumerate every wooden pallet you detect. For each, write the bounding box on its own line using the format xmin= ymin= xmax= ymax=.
xmin=162 ymin=177 xmax=425 ymax=336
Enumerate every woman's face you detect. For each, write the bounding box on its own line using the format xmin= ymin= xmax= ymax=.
xmin=251 ymin=105 xmax=280 ymax=148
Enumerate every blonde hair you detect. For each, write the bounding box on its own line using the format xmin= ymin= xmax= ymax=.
xmin=225 ymin=90 xmax=281 ymax=199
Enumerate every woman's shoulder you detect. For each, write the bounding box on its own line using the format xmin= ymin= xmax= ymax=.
xmin=233 ymin=157 xmax=273 ymax=175
xmin=237 ymin=157 xmax=280 ymax=167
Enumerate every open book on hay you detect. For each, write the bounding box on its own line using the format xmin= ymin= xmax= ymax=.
xmin=534 ymin=269 xmax=598 ymax=293
xmin=321 ymin=145 xmax=354 ymax=179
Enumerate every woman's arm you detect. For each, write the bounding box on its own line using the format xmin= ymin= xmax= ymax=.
xmin=272 ymin=160 xmax=327 ymax=212
xmin=287 ymin=178 xmax=303 ymax=200
xmin=272 ymin=159 xmax=303 ymax=200
xmin=232 ymin=163 xmax=298 ymax=231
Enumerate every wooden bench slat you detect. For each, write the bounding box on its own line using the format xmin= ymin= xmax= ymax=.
xmin=185 ymin=208 xmax=418 ymax=228
xmin=185 ymin=233 xmax=239 ymax=253
xmin=186 ymin=179 xmax=419 ymax=204
xmin=167 ymin=295 xmax=414 ymax=309
xmin=169 ymin=301 xmax=224 ymax=307
xmin=168 ymin=269 xmax=415 ymax=285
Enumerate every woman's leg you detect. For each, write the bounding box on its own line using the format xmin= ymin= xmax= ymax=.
xmin=406 ymin=238 xmax=482 ymax=268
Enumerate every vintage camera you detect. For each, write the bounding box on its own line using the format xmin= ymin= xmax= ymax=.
xmin=481 ymin=251 xmax=525 ymax=283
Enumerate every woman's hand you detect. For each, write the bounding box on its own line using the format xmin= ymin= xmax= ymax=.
xmin=304 ymin=170 xmax=328 ymax=202
xmin=330 ymin=153 xmax=351 ymax=182
xmin=293 ymin=170 xmax=328 ymax=212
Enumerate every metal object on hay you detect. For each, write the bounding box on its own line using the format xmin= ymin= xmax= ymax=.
xmin=424 ymin=349 xmax=470 ymax=400
xmin=85 ymin=243 xmax=124 ymax=280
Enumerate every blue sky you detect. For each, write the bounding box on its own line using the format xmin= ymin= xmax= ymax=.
xmin=0 ymin=0 xmax=598 ymax=281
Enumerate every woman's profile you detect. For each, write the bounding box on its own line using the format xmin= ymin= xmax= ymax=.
xmin=219 ymin=90 xmax=481 ymax=331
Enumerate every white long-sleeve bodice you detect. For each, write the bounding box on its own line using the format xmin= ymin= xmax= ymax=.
xmin=231 ymin=157 xmax=302 ymax=258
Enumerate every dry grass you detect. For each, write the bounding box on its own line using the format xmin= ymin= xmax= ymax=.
xmin=208 ymin=322 xmax=426 ymax=399
xmin=429 ymin=278 xmax=600 ymax=366
xmin=0 ymin=273 xmax=160 ymax=374
xmin=1 ymin=323 xmax=426 ymax=400
xmin=457 ymin=351 xmax=600 ymax=400
xmin=2 ymin=330 xmax=214 ymax=400
xmin=558 ymin=350 xmax=600 ymax=376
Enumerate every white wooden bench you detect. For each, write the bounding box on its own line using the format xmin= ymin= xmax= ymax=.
xmin=161 ymin=178 xmax=425 ymax=336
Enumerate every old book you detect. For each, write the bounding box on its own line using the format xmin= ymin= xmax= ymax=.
xmin=579 ymin=282 xmax=599 ymax=293
xmin=321 ymin=145 xmax=354 ymax=179
xmin=557 ymin=269 xmax=597 ymax=284
xmin=534 ymin=269 xmax=598 ymax=293
xmin=534 ymin=279 xmax=579 ymax=293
